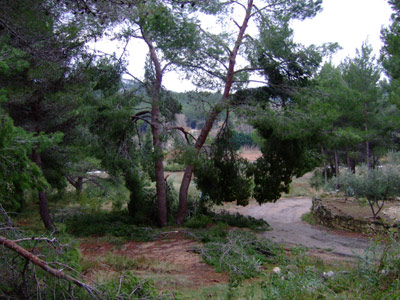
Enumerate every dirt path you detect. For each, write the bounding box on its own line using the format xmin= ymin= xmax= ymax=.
xmin=227 ymin=197 xmax=371 ymax=258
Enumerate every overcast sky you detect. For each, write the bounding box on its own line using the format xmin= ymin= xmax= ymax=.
xmin=105 ymin=0 xmax=394 ymax=92
xmin=292 ymin=0 xmax=393 ymax=64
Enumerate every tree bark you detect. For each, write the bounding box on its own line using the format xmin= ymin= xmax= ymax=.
xmin=176 ymin=0 xmax=254 ymax=225
xmin=334 ymin=149 xmax=339 ymax=189
xmin=364 ymin=101 xmax=371 ymax=169
xmin=0 ymin=235 xmax=97 ymax=296
xmin=66 ymin=175 xmax=83 ymax=195
xmin=32 ymin=149 xmax=54 ymax=231
xmin=321 ymin=146 xmax=328 ymax=183
xmin=345 ymin=144 xmax=351 ymax=172
xmin=142 ymin=30 xmax=168 ymax=227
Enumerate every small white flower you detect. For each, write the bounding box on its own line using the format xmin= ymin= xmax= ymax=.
xmin=272 ymin=267 xmax=281 ymax=274
xmin=323 ymin=271 xmax=335 ymax=279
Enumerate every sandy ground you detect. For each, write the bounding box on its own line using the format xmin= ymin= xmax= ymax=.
xmin=226 ymin=197 xmax=371 ymax=258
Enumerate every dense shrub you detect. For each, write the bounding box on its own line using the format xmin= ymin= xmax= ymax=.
xmin=65 ymin=211 xmax=156 ymax=241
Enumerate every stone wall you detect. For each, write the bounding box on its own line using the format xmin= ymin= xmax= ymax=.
xmin=311 ymin=197 xmax=398 ymax=235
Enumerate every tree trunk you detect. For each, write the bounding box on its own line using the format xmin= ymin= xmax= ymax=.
xmin=321 ymin=146 xmax=328 ymax=183
xmin=143 ymin=30 xmax=168 ymax=227
xmin=66 ymin=175 xmax=83 ymax=195
xmin=345 ymin=144 xmax=351 ymax=172
xmin=334 ymin=149 xmax=339 ymax=189
xmin=76 ymin=176 xmax=83 ymax=195
xmin=0 ymin=235 xmax=97 ymax=295
xmin=32 ymin=149 xmax=54 ymax=231
xmin=350 ymin=158 xmax=356 ymax=174
xmin=176 ymin=0 xmax=254 ymax=225
xmin=364 ymin=101 xmax=371 ymax=169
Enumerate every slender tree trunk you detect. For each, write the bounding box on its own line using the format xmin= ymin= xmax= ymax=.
xmin=176 ymin=0 xmax=254 ymax=224
xmin=350 ymin=158 xmax=356 ymax=174
xmin=364 ymin=101 xmax=371 ymax=169
xmin=76 ymin=176 xmax=83 ymax=195
xmin=143 ymin=30 xmax=168 ymax=227
xmin=334 ymin=149 xmax=339 ymax=189
xmin=321 ymin=146 xmax=328 ymax=183
xmin=32 ymin=149 xmax=54 ymax=231
xmin=345 ymin=144 xmax=351 ymax=172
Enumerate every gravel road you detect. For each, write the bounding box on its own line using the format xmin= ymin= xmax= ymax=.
xmin=229 ymin=197 xmax=371 ymax=257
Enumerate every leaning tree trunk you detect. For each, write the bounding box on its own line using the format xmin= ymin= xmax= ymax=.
xmin=176 ymin=0 xmax=254 ymax=225
xmin=32 ymin=149 xmax=54 ymax=231
xmin=143 ymin=31 xmax=168 ymax=227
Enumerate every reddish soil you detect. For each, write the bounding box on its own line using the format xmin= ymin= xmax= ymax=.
xmin=79 ymin=232 xmax=228 ymax=290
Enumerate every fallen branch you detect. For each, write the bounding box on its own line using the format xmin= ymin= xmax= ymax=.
xmin=0 ymin=235 xmax=100 ymax=299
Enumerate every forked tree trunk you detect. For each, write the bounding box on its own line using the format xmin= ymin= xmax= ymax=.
xmin=66 ymin=175 xmax=83 ymax=195
xmin=32 ymin=149 xmax=54 ymax=231
xmin=176 ymin=0 xmax=254 ymax=225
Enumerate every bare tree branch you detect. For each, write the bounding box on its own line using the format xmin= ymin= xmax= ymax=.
xmin=0 ymin=235 xmax=100 ymax=299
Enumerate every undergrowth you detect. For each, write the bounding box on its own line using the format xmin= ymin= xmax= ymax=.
xmin=184 ymin=211 xmax=270 ymax=232
xmin=65 ymin=211 xmax=157 ymax=242
xmin=183 ymin=233 xmax=400 ymax=300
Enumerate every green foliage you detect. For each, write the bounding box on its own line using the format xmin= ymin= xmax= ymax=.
xmin=330 ymin=162 xmax=400 ymax=218
xmin=301 ymin=212 xmax=318 ymax=225
xmin=200 ymin=230 xmax=277 ymax=282
xmin=199 ymin=222 xmax=230 ymax=243
xmin=194 ymin=128 xmax=253 ymax=206
xmin=212 ymin=211 xmax=270 ymax=232
xmin=251 ymin=125 xmax=320 ymax=204
xmin=98 ymin=271 xmax=166 ymax=300
xmin=0 ymin=112 xmax=57 ymax=211
xmin=229 ymin=131 xmax=255 ymax=150
xmin=184 ymin=214 xmax=213 ymax=228
xmin=65 ymin=211 xmax=156 ymax=242
xmin=381 ymin=0 xmax=400 ymax=106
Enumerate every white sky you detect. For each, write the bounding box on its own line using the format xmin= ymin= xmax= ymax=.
xmin=95 ymin=0 xmax=394 ymax=92
xmin=292 ymin=0 xmax=393 ymax=65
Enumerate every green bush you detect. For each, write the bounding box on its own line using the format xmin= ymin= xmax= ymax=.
xmin=194 ymin=128 xmax=254 ymax=206
xmin=65 ymin=211 xmax=156 ymax=241
xmin=212 ymin=211 xmax=270 ymax=231
xmin=301 ymin=212 xmax=318 ymax=225
xmin=184 ymin=214 xmax=213 ymax=228
xmin=199 ymin=222 xmax=230 ymax=243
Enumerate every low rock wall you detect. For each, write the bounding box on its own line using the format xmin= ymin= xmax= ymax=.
xmin=311 ymin=197 xmax=398 ymax=235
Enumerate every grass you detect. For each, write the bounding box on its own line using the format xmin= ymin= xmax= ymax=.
xmin=301 ymin=212 xmax=318 ymax=225
xmin=282 ymin=172 xmax=317 ymax=198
